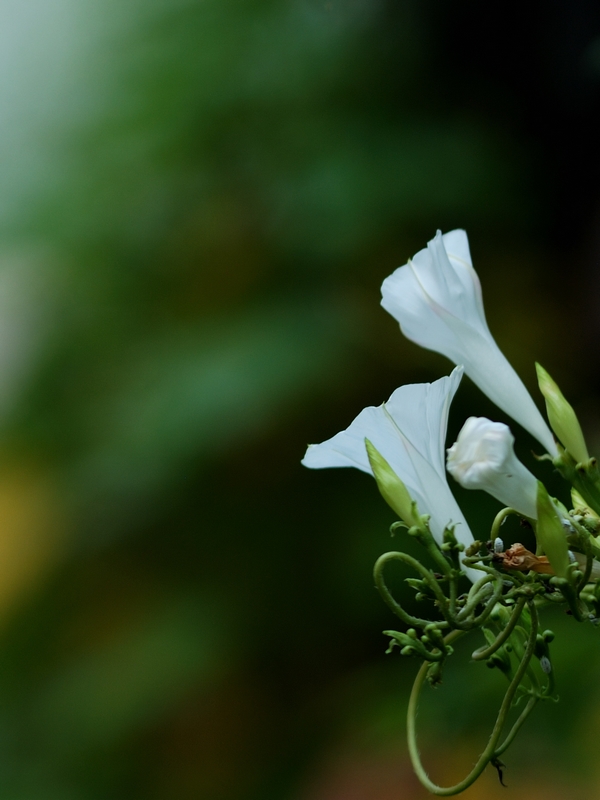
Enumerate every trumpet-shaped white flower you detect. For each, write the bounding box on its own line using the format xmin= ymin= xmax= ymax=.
xmin=302 ymin=367 xmax=478 ymax=579
xmin=381 ymin=229 xmax=557 ymax=456
xmin=447 ymin=417 xmax=538 ymax=518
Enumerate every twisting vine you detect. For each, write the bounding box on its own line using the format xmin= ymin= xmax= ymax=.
xmin=373 ymin=470 xmax=600 ymax=795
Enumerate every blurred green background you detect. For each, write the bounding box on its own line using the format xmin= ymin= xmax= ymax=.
xmin=2 ymin=1 xmax=600 ymax=798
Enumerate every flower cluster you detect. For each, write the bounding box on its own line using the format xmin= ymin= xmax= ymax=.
xmin=301 ymin=230 xmax=600 ymax=796
xmin=302 ymin=229 xmax=587 ymax=577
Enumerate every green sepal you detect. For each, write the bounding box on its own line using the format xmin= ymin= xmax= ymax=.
xmin=383 ymin=629 xmax=446 ymax=662
xmin=536 ymin=363 xmax=589 ymax=463
xmin=426 ymin=660 xmax=445 ymax=686
xmin=571 ymin=488 xmax=590 ymax=511
xmin=441 ymin=524 xmax=465 ymax=553
xmin=555 ymin=452 xmax=600 ymax=518
xmin=365 ymin=439 xmax=419 ymax=527
xmin=535 ymin=482 xmax=570 ymax=578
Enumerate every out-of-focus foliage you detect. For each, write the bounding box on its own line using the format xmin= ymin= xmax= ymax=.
xmin=2 ymin=1 xmax=600 ymax=798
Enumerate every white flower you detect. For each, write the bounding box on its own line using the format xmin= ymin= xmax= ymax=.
xmin=302 ymin=367 xmax=479 ymax=580
xmin=447 ymin=417 xmax=538 ymax=518
xmin=380 ymin=229 xmax=557 ymax=456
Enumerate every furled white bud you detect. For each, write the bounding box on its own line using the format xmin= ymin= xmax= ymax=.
xmin=447 ymin=417 xmax=538 ymax=518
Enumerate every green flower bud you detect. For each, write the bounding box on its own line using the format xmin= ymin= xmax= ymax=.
xmin=490 ymin=603 xmax=511 ymax=624
xmin=536 ymin=363 xmax=589 ymax=463
xmin=365 ymin=439 xmax=419 ymax=527
xmin=405 ymin=578 xmax=427 ymax=592
xmin=535 ymin=481 xmax=570 ymax=578
xmin=486 ymin=647 xmax=512 ymax=675
xmin=534 ymin=633 xmax=551 ymax=660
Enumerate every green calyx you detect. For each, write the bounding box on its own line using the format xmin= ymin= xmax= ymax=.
xmin=536 ymin=363 xmax=589 ymax=463
xmin=555 ymin=452 xmax=600 ymax=518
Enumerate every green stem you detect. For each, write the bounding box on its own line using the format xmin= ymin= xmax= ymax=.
xmin=419 ymin=528 xmax=455 ymax=578
xmin=542 ymin=659 xmax=556 ymax=699
xmin=458 ymin=575 xmax=495 ymax=620
xmin=551 ymin=576 xmax=585 ymax=621
xmin=448 ymin=574 xmax=458 ymax=620
xmin=373 ymin=552 xmax=450 ymax=629
xmin=406 ymin=601 xmax=538 ymax=796
xmin=470 ymin=578 xmax=505 ymax=628
xmin=461 ymin=558 xmax=505 ymax=579
xmin=493 ymin=696 xmax=538 ymax=757
xmin=578 ymin=544 xmax=594 ymax=591
xmin=511 ymin=626 xmax=541 ymax=692
xmin=490 ymin=507 xmax=521 ymax=542
xmin=471 ymin=596 xmax=527 ymax=661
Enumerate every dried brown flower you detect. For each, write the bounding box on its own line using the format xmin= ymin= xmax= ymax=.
xmin=499 ymin=543 xmax=553 ymax=574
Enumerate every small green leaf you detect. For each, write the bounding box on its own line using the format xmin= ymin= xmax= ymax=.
xmin=536 ymin=481 xmax=570 ymax=578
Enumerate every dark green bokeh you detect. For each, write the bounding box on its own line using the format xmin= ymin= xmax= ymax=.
xmin=2 ymin=1 xmax=600 ymax=798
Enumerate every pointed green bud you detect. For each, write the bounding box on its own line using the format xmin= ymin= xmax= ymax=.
xmin=571 ymin=488 xmax=588 ymax=509
xmin=535 ymin=481 xmax=570 ymax=578
xmin=536 ymin=363 xmax=588 ymax=463
xmin=365 ymin=438 xmax=419 ymax=527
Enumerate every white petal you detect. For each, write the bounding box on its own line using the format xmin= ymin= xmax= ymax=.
xmin=442 ymin=229 xmax=472 ymax=268
xmin=381 ymin=229 xmax=557 ymax=456
xmin=383 ymin=364 xmax=462 ymax=480
xmin=302 ymin=404 xmax=399 ymax=476
xmin=442 ymin=229 xmax=487 ymax=322
xmin=437 ymin=315 xmax=557 ymax=456
xmin=384 ymin=230 xmax=489 ymax=341
xmin=302 ymin=368 xmax=475 ymax=553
